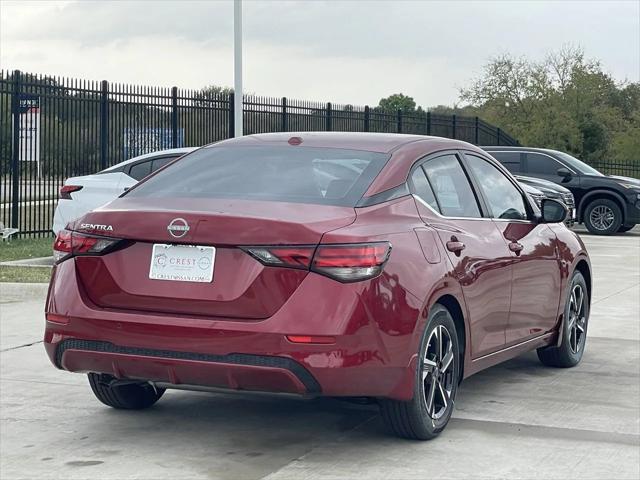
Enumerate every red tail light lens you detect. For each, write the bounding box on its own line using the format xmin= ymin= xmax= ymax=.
xmin=59 ymin=185 xmax=83 ymax=200
xmin=242 ymin=242 xmax=391 ymax=282
xmin=311 ymin=242 xmax=391 ymax=282
xmin=241 ymin=246 xmax=315 ymax=269
xmin=53 ymin=229 xmax=122 ymax=263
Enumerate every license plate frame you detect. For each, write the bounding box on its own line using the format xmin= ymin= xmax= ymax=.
xmin=148 ymin=244 xmax=215 ymax=283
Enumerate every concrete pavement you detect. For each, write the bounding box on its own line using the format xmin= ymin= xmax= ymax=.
xmin=1 ymin=228 xmax=638 ymax=479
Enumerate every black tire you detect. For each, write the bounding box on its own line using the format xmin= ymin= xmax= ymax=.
xmin=618 ymin=224 xmax=636 ymax=233
xmin=584 ymin=198 xmax=623 ymax=235
xmin=537 ymin=271 xmax=589 ymax=368
xmin=379 ymin=304 xmax=460 ymax=440
xmin=88 ymin=373 xmax=165 ymax=409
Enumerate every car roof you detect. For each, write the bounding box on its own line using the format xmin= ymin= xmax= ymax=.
xmin=209 ymin=132 xmax=470 ymax=154
xmin=101 ymin=147 xmax=199 ymax=172
xmin=481 ymin=146 xmax=565 ymax=157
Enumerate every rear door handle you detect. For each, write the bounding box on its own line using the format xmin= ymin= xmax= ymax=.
xmin=446 ymin=240 xmax=466 ymax=256
xmin=509 ymin=242 xmax=524 ymax=255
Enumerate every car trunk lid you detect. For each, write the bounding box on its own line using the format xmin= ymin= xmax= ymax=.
xmin=72 ymin=197 xmax=356 ymax=319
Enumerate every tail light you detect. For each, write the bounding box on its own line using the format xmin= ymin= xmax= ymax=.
xmin=241 ymin=246 xmax=315 ymax=269
xmin=242 ymin=242 xmax=391 ymax=283
xmin=312 ymin=243 xmax=391 ymax=282
xmin=59 ymin=185 xmax=83 ymax=200
xmin=53 ymin=229 xmax=122 ymax=263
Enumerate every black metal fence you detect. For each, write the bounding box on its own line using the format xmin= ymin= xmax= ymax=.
xmin=0 ymin=69 xmax=521 ymax=237
xmin=589 ymin=161 xmax=640 ymax=179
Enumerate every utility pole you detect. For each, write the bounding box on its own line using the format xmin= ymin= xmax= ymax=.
xmin=234 ymin=0 xmax=243 ymax=137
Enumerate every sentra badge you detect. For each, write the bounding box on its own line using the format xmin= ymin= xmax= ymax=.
xmin=79 ymin=223 xmax=113 ymax=231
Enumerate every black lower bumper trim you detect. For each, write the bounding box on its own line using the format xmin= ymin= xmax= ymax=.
xmin=55 ymin=339 xmax=321 ymax=394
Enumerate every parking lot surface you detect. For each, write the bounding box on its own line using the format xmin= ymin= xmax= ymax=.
xmin=1 ymin=227 xmax=639 ymax=479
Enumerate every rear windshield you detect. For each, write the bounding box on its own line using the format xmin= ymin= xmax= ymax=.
xmin=126 ymin=146 xmax=390 ymax=206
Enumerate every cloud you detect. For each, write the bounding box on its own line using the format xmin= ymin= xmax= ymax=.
xmin=1 ymin=0 xmax=638 ymax=107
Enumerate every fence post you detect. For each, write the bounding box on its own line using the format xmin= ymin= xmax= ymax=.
xmin=397 ymin=109 xmax=402 ymax=133
xmin=171 ymin=86 xmax=178 ymax=148
xmin=452 ymin=114 xmax=457 ymax=139
xmin=426 ymin=111 xmax=431 ymax=135
xmin=99 ymin=80 xmax=108 ymax=170
xmin=281 ymin=97 xmax=288 ymax=132
xmin=364 ymin=105 xmax=370 ymax=132
xmin=497 ymin=127 xmax=502 ymax=145
xmin=228 ymin=93 xmax=235 ymax=138
xmin=326 ymin=102 xmax=332 ymax=131
xmin=10 ymin=70 xmax=21 ymax=230
xmin=474 ymin=116 xmax=479 ymax=145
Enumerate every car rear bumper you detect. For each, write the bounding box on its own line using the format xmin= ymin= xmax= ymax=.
xmin=44 ymin=260 xmax=423 ymax=400
xmin=51 ymin=339 xmax=320 ymax=395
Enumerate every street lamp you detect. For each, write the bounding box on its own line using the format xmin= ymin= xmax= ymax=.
xmin=234 ymin=0 xmax=243 ymax=137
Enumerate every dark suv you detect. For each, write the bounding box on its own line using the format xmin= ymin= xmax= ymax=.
xmin=483 ymin=147 xmax=640 ymax=235
xmin=516 ymin=175 xmax=576 ymax=226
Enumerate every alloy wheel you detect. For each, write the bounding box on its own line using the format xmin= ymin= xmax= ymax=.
xmin=567 ymin=284 xmax=587 ymax=354
xmin=422 ymin=325 xmax=455 ymax=420
xmin=589 ymin=205 xmax=615 ymax=231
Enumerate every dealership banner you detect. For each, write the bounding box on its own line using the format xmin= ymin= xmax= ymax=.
xmin=16 ymin=94 xmax=41 ymax=163
xmin=123 ymin=127 xmax=184 ymax=159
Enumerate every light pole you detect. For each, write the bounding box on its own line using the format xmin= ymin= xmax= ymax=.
xmin=234 ymin=0 xmax=243 ymax=137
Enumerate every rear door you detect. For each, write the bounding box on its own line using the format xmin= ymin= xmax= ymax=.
xmin=461 ymin=152 xmax=562 ymax=345
xmin=410 ymin=152 xmax=513 ymax=358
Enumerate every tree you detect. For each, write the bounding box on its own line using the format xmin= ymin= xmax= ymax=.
xmin=193 ymin=85 xmax=234 ymax=106
xmin=459 ymin=46 xmax=640 ymax=166
xmin=378 ymin=93 xmax=418 ymax=113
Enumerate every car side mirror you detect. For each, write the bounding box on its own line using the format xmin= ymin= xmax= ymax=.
xmin=557 ymin=168 xmax=572 ymax=181
xmin=539 ymin=199 xmax=568 ymax=224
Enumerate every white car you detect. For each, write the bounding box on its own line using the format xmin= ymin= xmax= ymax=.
xmin=52 ymin=147 xmax=197 ymax=233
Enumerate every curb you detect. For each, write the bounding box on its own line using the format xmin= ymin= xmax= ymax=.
xmin=0 ymin=256 xmax=53 ymax=267
xmin=0 ymin=282 xmax=49 ymax=302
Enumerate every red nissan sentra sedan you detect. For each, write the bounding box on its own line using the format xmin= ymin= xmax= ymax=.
xmin=45 ymin=133 xmax=591 ymax=439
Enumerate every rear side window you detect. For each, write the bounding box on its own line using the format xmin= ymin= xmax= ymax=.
xmin=489 ymin=151 xmax=522 ymax=173
xmin=526 ymin=153 xmax=564 ymax=176
xmin=410 ymin=167 xmax=440 ymax=212
xmin=127 ymin=146 xmax=390 ymax=207
xmin=128 ymin=160 xmax=152 ymax=181
xmin=151 ymin=156 xmax=178 ymax=172
xmin=422 ymin=155 xmax=481 ymax=218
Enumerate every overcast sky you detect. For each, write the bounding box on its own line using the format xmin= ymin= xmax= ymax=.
xmin=1 ymin=0 xmax=639 ymax=108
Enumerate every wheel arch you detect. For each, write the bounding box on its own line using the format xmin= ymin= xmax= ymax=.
xmin=578 ymin=189 xmax=627 ymax=223
xmin=435 ymin=294 xmax=467 ymax=381
xmin=574 ymin=257 xmax=592 ymax=306
xmin=555 ymin=255 xmax=592 ymax=349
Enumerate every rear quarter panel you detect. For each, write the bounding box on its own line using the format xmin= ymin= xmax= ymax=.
xmin=320 ymin=196 xmax=471 ymax=397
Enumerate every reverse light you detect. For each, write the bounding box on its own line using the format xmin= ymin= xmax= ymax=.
xmin=59 ymin=185 xmax=83 ymax=200
xmin=243 ymin=242 xmax=392 ymax=283
xmin=53 ymin=229 xmax=122 ymax=263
